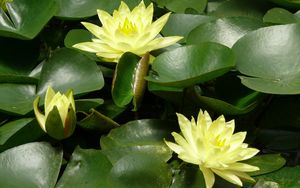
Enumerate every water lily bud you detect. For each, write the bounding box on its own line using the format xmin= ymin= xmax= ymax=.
xmin=165 ymin=110 xmax=260 ymax=188
xmin=33 ymin=87 xmax=76 ymax=140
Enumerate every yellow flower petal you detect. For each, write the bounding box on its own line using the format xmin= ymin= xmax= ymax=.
xmin=81 ymin=22 xmax=104 ymax=39
xmin=200 ymin=166 xmax=215 ymax=188
xmin=165 ymin=109 xmax=260 ymax=188
xmin=212 ymin=169 xmax=243 ymax=187
xmin=73 ymin=1 xmax=182 ymax=62
xmin=33 ymin=96 xmax=46 ymax=131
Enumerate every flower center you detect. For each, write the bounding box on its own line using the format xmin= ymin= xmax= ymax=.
xmin=119 ymin=18 xmax=138 ymax=35
xmin=214 ymin=135 xmax=226 ymax=147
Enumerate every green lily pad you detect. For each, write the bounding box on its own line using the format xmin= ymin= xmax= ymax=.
xmin=233 ymin=24 xmax=300 ymax=94
xmin=208 ymin=0 xmax=268 ymax=19
xmin=161 ymin=14 xmax=216 ymax=43
xmin=153 ymin=0 xmax=207 ymax=13
xmin=171 ymin=165 xmax=206 ymax=188
xmin=263 ymin=8 xmax=300 ymax=24
xmin=112 ymin=53 xmax=149 ymax=110
xmin=37 ymin=48 xmax=104 ymax=96
xmin=0 ymin=118 xmax=34 ymax=145
xmin=0 ymin=142 xmax=62 ymax=188
xmin=56 ymin=0 xmax=151 ymax=19
xmin=56 ymin=147 xmax=112 ymax=188
xmin=255 ymin=166 xmax=300 ymax=187
xmin=187 ymin=17 xmax=265 ymax=47
xmin=146 ymin=43 xmax=235 ymax=87
xmin=0 ymin=120 xmax=44 ymax=152
xmin=78 ymin=108 xmax=119 ymax=132
xmin=100 ymin=119 xmax=176 ymax=164
xmin=0 ymin=0 xmax=57 ymax=39
xmin=0 ymin=84 xmax=36 ymax=115
xmin=245 ymin=154 xmax=286 ymax=176
xmin=75 ymin=98 xmax=104 ymax=112
xmin=107 ymin=153 xmax=172 ymax=188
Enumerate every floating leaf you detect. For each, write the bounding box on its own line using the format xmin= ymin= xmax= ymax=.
xmin=162 ymin=14 xmax=216 ymax=42
xmin=100 ymin=119 xmax=176 ymax=164
xmin=107 ymin=153 xmax=172 ymax=188
xmin=56 ymin=147 xmax=112 ymax=188
xmin=233 ymin=24 xmax=300 ymax=94
xmin=37 ymin=48 xmax=104 ymax=96
xmin=245 ymin=154 xmax=286 ymax=176
xmin=146 ymin=43 xmax=235 ymax=87
xmin=0 ymin=0 xmax=57 ymax=39
xmin=255 ymin=166 xmax=300 ymax=187
xmin=0 ymin=142 xmax=62 ymax=188
xmin=187 ymin=17 xmax=265 ymax=47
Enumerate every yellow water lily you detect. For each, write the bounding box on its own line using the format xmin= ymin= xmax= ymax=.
xmin=33 ymin=86 xmax=76 ymax=140
xmin=73 ymin=1 xmax=183 ymax=62
xmin=165 ymin=110 xmax=259 ymax=188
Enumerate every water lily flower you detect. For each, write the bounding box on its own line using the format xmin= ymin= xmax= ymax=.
xmin=165 ymin=110 xmax=259 ymax=188
xmin=73 ymin=1 xmax=183 ymax=62
xmin=33 ymin=86 xmax=76 ymax=140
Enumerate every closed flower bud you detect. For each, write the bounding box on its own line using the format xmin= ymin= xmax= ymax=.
xmin=33 ymin=86 xmax=76 ymax=140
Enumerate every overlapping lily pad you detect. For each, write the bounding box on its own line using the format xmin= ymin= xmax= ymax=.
xmin=187 ymin=17 xmax=265 ymax=47
xmin=0 ymin=142 xmax=62 ymax=188
xmin=161 ymin=14 xmax=216 ymax=42
xmin=233 ymin=23 xmax=300 ymax=94
xmin=0 ymin=0 xmax=57 ymax=39
xmin=146 ymin=43 xmax=235 ymax=87
xmin=100 ymin=119 xmax=176 ymax=164
xmin=56 ymin=147 xmax=112 ymax=188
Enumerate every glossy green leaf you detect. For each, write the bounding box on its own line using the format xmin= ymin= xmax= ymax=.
xmin=268 ymin=0 xmax=300 ymax=9
xmin=0 ymin=0 xmax=57 ymax=39
xmin=208 ymin=0 xmax=268 ymax=19
xmin=78 ymin=108 xmax=119 ymax=132
xmin=188 ymin=85 xmax=262 ymax=115
xmin=0 ymin=84 xmax=36 ymax=115
xmin=100 ymin=119 xmax=175 ymax=164
xmin=263 ymin=8 xmax=300 ymax=24
xmin=146 ymin=43 xmax=235 ymax=87
xmin=233 ymin=24 xmax=300 ymax=94
xmin=161 ymin=14 xmax=216 ymax=42
xmin=0 ymin=118 xmax=34 ymax=145
xmin=37 ymin=48 xmax=104 ymax=96
xmin=255 ymin=166 xmax=300 ymax=187
xmin=112 ymin=53 xmax=140 ymax=108
xmin=95 ymin=100 xmax=126 ymax=119
xmin=107 ymin=153 xmax=172 ymax=188
xmin=245 ymin=154 xmax=286 ymax=176
xmin=171 ymin=165 xmax=206 ymax=188
xmin=64 ymin=29 xmax=93 ymax=48
xmin=0 ymin=142 xmax=62 ymax=188
xmin=75 ymin=98 xmax=104 ymax=112
xmin=0 ymin=120 xmax=44 ymax=152
xmin=56 ymin=0 xmax=151 ymax=19
xmin=56 ymin=0 xmax=113 ymax=19
xmin=148 ymin=82 xmax=184 ymax=105
xmin=56 ymin=147 xmax=112 ymax=188
xmin=187 ymin=17 xmax=265 ymax=47
xmin=112 ymin=53 xmax=149 ymax=110
xmin=153 ymin=0 xmax=207 ymax=13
